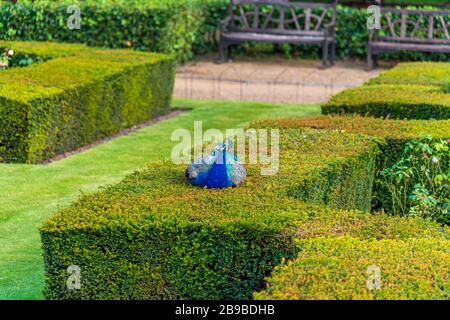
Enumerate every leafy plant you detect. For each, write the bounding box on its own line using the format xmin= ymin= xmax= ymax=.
xmin=379 ymin=135 xmax=450 ymax=224
xmin=0 ymin=47 xmax=13 ymax=69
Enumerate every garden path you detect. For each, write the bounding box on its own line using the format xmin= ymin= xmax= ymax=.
xmin=175 ymin=57 xmax=386 ymax=104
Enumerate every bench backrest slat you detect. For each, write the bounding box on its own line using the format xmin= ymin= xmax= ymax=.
xmin=232 ymin=0 xmax=336 ymax=9
xmin=379 ymin=36 xmax=450 ymax=44
xmin=228 ymin=0 xmax=337 ymax=35
xmin=378 ymin=6 xmax=450 ymax=44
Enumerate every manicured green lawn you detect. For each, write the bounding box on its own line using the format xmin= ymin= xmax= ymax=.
xmin=0 ymin=99 xmax=320 ymax=300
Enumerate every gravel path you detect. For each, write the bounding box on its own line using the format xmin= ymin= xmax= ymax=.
xmin=175 ymin=56 xmax=387 ymax=104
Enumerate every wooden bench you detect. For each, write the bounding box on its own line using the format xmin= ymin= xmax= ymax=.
xmin=219 ymin=0 xmax=338 ymax=67
xmin=368 ymin=1 xmax=450 ymax=69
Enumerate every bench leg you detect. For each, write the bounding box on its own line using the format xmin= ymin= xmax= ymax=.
xmin=367 ymin=45 xmax=373 ymax=70
xmin=322 ymin=41 xmax=329 ymax=68
xmin=329 ymin=41 xmax=336 ymax=66
xmin=373 ymin=54 xmax=379 ymax=68
xmin=218 ymin=40 xmax=226 ymax=63
xmin=227 ymin=45 xmax=233 ymax=63
xmin=218 ymin=39 xmax=233 ymax=63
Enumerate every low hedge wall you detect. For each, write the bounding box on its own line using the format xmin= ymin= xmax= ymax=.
xmin=1 ymin=1 xmax=449 ymax=62
xmin=41 ymin=126 xmax=450 ymax=299
xmin=252 ymin=116 xmax=450 ymax=167
xmin=255 ymin=237 xmax=450 ymax=300
xmin=323 ymin=85 xmax=450 ymax=120
xmin=368 ymin=62 xmax=450 ymax=93
xmin=41 ymin=128 xmax=378 ymax=299
xmin=253 ymin=115 xmax=450 ymax=210
xmin=0 ymin=41 xmax=175 ymax=163
xmin=322 ymin=62 xmax=450 ymax=120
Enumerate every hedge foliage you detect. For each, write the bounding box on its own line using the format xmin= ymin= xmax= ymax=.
xmin=252 ymin=115 xmax=450 ymax=169
xmin=251 ymin=68 xmax=450 ymax=300
xmin=41 ymin=128 xmax=373 ymax=299
xmin=0 ymin=41 xmax=175 ymax=163
xmin=323 ymin=62 xmax=450 ymax=120
xmin=255 ymin=237 xmax=450 ymax=300
xmin=253 ymin=115 xmax=450 ymax=210
xmin=1 ymin=1 xmax=449 ymax=62
xmin=0 ymin=0 xmax=214 ymax=62
xmin=368 ymin=62 xmax=450 ymax=93
xmin=41 ymin=125 xmax=450 ymax=299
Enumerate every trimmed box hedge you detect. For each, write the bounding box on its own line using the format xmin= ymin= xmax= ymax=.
xmin=255 ymin=237 xmax=450 ymax=300
xmin=322 ymin=85 xmax=450 ymax=120
xmin=322 ymin=62 xmax=450 ymax=120
xmin=253 ymin=115 xmax=450 ymax=210
xmin=41 ymin=126 xmax=450 ymax=299
xmin=0 ymin=41 xmax=175 ymax=163
xmin=254 ymin=115 xmax=450 ymax=163
xmin=367 ymin=62 xmax=450 ymax=93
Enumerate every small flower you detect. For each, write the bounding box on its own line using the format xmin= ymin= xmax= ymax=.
xmin=0 ymin=62 xmax=7 ymax=68
xmin=431 ymin=157 xmax=439 ymax=164
xmin=6 ymin=49 xmax=14 ymax=57
xmin=448 ymin=138 xmax=450 ymax=144
xmin=125 ymin=40 xmax=132 ymax=48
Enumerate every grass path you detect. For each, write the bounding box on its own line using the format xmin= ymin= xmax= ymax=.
xmin=0 ymin=99 xmax=320 ymax=299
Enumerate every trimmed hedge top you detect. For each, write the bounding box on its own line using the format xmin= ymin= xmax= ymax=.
xmin=0 ymin=40 xmax=171 ymax=103
xmin=322 ymin=61 xmax=450 ymax=120
xmin=368 ymin=62 xmax=450 ymax=92
xmin=255 ymin=237 xmax=450 ymax=300
xmin=252 ymin=115 xmax=450 ymax=140
xmin=323 ymin=84 xmax=450 ymax=120
xmin=42 ymin=128 xmax=378 ymax=231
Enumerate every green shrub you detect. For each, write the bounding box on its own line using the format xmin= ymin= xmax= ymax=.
xmin=0 ymin=41 xmax=175 ymax=163
xmin=368 ymin=62 xmax=450 ymax=93
xmin=323 ymin=62 xmax=450 ymax=120
xmin=252 ymin=115 xmax=450 ymax=211
xmin=252 ymin=115 xmax=450 ymax=140
xmin=255 ymin=237 xmax=450 ymax=300
xmin=322 ymin=84 xmax=450 ymax=120
xmin=0 ymin=0 xmax=212 ymax=62
xmin=1 ymin=1 xmax=448 ymax=62
xmin=41 ymin=118 xmax=450 ymax=299
xmin=42 ymin=127 xmax=446 ymax=300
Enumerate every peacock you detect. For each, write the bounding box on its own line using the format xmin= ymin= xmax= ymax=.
xmin=186 ymin=140 xmax=246 ymax=189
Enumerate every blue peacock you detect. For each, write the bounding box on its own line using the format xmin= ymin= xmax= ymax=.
xmin=186 ymin=140 xmax=246 ymax=189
